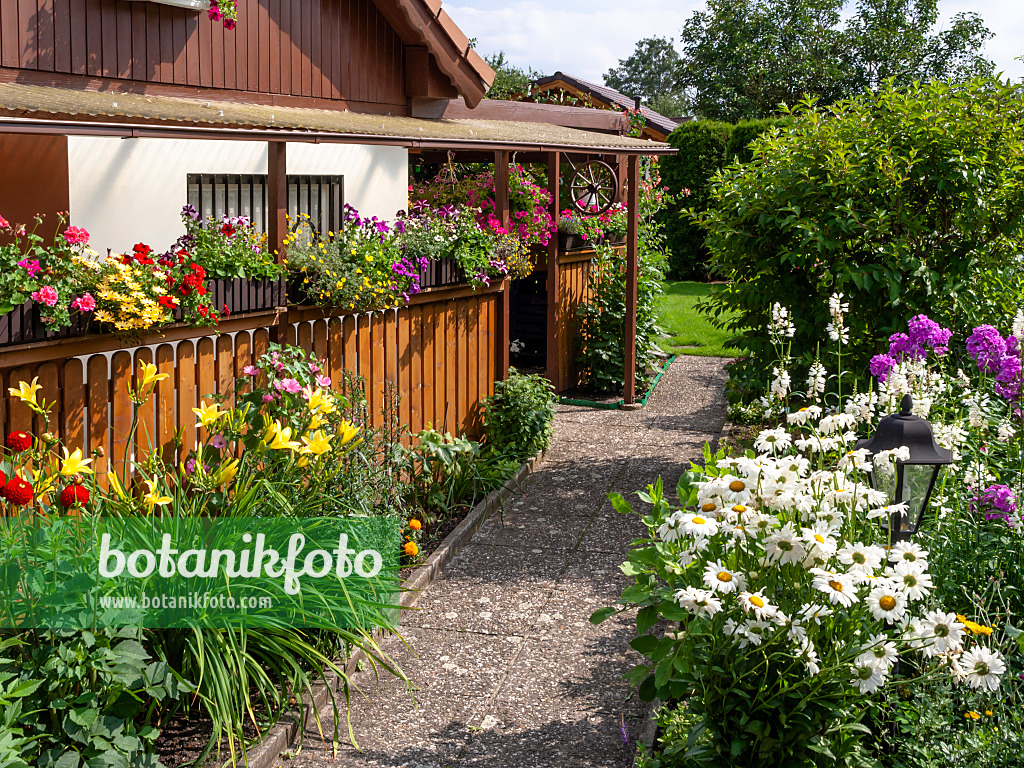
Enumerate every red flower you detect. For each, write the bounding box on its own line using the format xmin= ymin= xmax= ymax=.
xmin=198 ymin=305 xmax=209 ymax=318
xmin=0 ymin=470 xmax=6 ymax=488
xmin=60 ymin=484 xmax=90 ymax=509
xmin=220 ymin=222 xmax=236 ymax=238
xmin=2 ymin=476 xmax=34 ymax=505
xmin=223 ymin=304 xmax=231 ymax=317
xmin=158 ymin=296 xmax=178 ymax=310
xmin=190 ymin=263 xmax=206 ymax=280
xmin=4 ymin=431 xmax=33 ymax=452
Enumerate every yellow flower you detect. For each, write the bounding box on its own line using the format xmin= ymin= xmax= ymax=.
xmin=956 ymin=614 xmax=994 ymax=636
xmin=965 ymin=711 xmax=981 ymax=720
xmin=307 ymin=388 xmax=336 ymax=415
xmin=8 ymin=378 xmax=41 ymax=406
xmin=142 ymin=480 xmax=173 ymax=513
xmin=338 ymin=420 xmax=361 ymax=446
xmin=300 ymin=429 xmax=333 ymax=456
xmin=193 ymin=400 xmax=224 ymax=430
xmin=214 ymin=458 xmax=240 ymax=485
xmin=60 ymin=447 xmax=94 ymax=476
xmin=138 ymin=361 xmax=169 ymax=390
xmin=264 ymin=420 xmax=301 ymax=451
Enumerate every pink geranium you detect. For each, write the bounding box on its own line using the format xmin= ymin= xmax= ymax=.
xmin=63 ymin=226 xmax=90 ymax=246
xmin=31 ymin=286 xmax=59 ymax=306
xmin=71 ymin=293 xmax=96 ymax=312
xmin=0 ymin=214 xmax=9 ymax=228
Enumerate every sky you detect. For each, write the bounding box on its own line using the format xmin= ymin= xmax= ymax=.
xmin=446 ymin=0 xmax=1024 ymax=86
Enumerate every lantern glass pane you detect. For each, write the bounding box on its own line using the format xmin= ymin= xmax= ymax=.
xmin=870 ymin=459 xmax=898 ymax=499
xmin=899 ymin=464 xmax=938 ymax=528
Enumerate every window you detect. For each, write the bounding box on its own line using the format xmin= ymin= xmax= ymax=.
xmin=186 ymin=174 xmax=345 ymax=235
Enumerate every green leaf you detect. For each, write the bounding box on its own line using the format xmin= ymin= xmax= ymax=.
xmin=619 ymin=584 xmax=652 ymax=604
xmin=589 ymin=606 xmax=618 ymax=625
xmin=630 ymin=635 xmax=660 ymax=655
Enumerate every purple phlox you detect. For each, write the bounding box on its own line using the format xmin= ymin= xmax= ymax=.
xmin=971 ymin=483 xmax=1019 ymax=526
xmin=967 ymin=325 xmax=1023 ymax=401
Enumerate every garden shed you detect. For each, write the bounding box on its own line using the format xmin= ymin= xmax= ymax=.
xmin=0 ymin=0 xmax=671 ymax=487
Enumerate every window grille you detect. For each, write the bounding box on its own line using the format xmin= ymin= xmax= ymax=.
xmin=186 ymin=174 xmax=345 ymax=235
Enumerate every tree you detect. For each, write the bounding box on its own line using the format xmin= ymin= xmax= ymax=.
xmin=677 ymin=0 xmax=994 ymax=122
xmin=484 ymin=52 xmax=542 ymax=101
xmin=603 ymin=37 xmax=686 ymax=113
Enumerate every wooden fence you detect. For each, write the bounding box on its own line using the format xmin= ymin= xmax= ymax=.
xmin=554 ymin=249 xmax=598 ymax=392
xmin=0 ymin=283 xmax=499 ymax=486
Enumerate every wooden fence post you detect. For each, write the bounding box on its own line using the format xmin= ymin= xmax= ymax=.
xmin=545 ymin=151 xmax=561 ymax=390
xmin=268 ymin=141 xmax=288 ymax=345
xmin=624 ymin=154 xmax=639 ymax=405
xmin=494 ymin=150 xmax=511 ymax=381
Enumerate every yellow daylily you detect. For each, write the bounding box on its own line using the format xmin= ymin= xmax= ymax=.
xmin=107 ymin=469 xmax=129 ymax=501
xmin=142 ymin=480 xmax=172 ymax=513
xmin=306 ymin=388 xmax=336 ymax=415
xmin=60 ymin=447 xmax=94 ymax=476
xmin=138 ymin=361 xmax=169 ymax=390
xmin=214 ymin=458 xmax=240 ymax=486
xmin=193 ymin=401 xmax=224 ymax=430
xmin=8 ymin=378 xmax=41 ymax=406
xmin=338 ymin=420 xmax=361 ymax=446
xmin=300 ymin=430 xmax=333 ymax=457
xmin=264 ymin=421 xmax=302 ymax=452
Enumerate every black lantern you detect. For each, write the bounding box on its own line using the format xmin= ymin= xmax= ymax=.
xmin=854 ymin=394 xmax=953 ymax=541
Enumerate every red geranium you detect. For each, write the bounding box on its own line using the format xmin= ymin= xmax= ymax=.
xmin=158 ymin=296 xmax=178 ymax=310
xmin=223 ymin=304 xmax=231 ymax=317
xmin=5 ymin=431 xmax=33 ymax=452
xmin=2 ymin=476 xmax=34 ymax=505
xmin=60 ymin=484 xmax=90 ymax=509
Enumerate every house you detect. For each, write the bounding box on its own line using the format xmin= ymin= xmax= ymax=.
xmin=0 ymin=0 xmax=671 ymax=475
xmin=524 ymin=72 xmax=685 ymax=142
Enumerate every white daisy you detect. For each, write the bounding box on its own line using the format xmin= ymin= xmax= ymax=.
xmin=915 ymin=610 xmax=965 ymax=656
xmin=802 ymin=525 xmax=839 ymax=561
xmin=959 ymin=647 xmax=1006 ymax=692
xmin=797 ymin=636 xmax=820 ymax=675
xmin=703 ymin=561 xmax=746 ymax=594
xmin=888 ymin=541 xmax=929 ymax=567
xmin=680 ymin=512 xmax=719 ymax=538
xmin=867 ymin=502 xmax=909 ymax=521
xmin=754 ymin=427 xmax=793 ymax=455
xmin=852 ymin=662 xmax=888 ymax=693
xmin=811 ymin=569 xmax=857 ymax=607
xmin=743 ymin=511 xmax=779 ymax=535
xmin=787 ymin=406 xmax=822 ymax=426
xmin=889 ymin=561 xmax=933 ymax=601
xmin=674 ymin=586 xmax=724 ymax=618
xmin=764 ymin=523 xmax=807 ymax=566
xmin=656 ymin=511 xmax=686 ymax=543
xmin=865 ymin=585 xmax=908 ymax=623
xmin=797 ymin=602 xmax=833 ymax=624
xmin=837 ymin=542 xmax=885 ymax=574
xmin=857 ymin=634 xmax=899 ymax=671
xmin=738 ymin=590 xmax=775 ymax=620
xmin=739 ymin=618 xmax=773 ymax=648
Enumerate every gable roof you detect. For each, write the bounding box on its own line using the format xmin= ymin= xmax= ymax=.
xmin=375 ymin=0 xmax=495 ymax=108
xmin=529 ymin=72 xmax=681 ymax=138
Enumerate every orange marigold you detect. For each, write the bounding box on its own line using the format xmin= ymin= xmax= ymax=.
xmin=404 ymin=541 xmax=419 ymax=557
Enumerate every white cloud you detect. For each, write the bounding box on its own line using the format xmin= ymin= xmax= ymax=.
xmin=447 ymin=0 xmax=1024 ymax=84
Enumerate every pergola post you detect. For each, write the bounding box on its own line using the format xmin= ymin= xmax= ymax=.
xmin=545 ymin=151 xmax=561 ymax=390
xmin=494 ymin=150 xmax=511 ymax=381
xmin=623 ymin=154 xmax=639 ymax=405
xmin=268 ymin=140 xmax=288 ymax=344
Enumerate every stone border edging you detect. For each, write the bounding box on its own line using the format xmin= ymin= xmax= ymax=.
xmin=632 ymin=416 xmax=733 ymax=765
xmin=240 ymin=448 xmax=547 ymax=768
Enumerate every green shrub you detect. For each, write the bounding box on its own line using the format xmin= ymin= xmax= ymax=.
xmin=696 ymin=77 xmax=1024 ymax=403
xmin=725 ymin=118 xmax=789 ymax=164
xmin=659 ymin=120 xmax=734 ymax=279
xmin=482 ymin=369 xmax=556 ymax=460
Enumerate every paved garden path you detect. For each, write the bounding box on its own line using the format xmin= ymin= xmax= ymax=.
xmin=289 ymin=356 xmax=730 ymax=768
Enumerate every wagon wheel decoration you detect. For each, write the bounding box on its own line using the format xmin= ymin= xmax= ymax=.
xmin=567 ymin=159 xmax=619 ymax=215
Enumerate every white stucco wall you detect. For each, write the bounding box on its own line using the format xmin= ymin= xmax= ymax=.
xmin=67 ymin=138 xmax=408 ymax=256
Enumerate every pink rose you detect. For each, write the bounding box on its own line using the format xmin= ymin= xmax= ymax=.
xmin=63 ymin=226 xmax=90 ymax=246
xmin=31 ymin=286 xmax=59 ymax=307
xmin=71 ymin=293 xmax=96 ymax=312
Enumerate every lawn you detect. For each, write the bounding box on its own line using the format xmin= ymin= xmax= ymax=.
xmin=656 ymin=280 xmax=739 ymax=358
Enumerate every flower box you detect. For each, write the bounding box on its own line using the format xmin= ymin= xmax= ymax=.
xmin=558 ymin=232 xmax=627 ymax=252
xmin=0 ymin=277 xmax=283 ymax=348
xmin=418 ymin=257 xmax=466 ymax=290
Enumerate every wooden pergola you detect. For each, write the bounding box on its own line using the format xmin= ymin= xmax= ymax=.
xmin=0 ymin=83 xmax=673 ymax=403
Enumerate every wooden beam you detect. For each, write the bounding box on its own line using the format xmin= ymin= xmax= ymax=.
xmin=545 ymin=151 xmax=561 ymax=390
xmin=268 ymin=140 xmax=288 ymax=344
xmin=493 ymin=150 xmax=511 ymax=381
xmin=624 ymin=155 xmax=639 ymax=405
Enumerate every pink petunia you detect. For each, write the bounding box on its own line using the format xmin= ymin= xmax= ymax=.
xmin=17 ymin=258 xmax=41 ymax=278
xmin=31 ymin=286 xmax=59 ymax=306
xmin=62 ymin=226 xmax=90 ymax=246
xmin=243 ymin=365 xmax=258 ymax=376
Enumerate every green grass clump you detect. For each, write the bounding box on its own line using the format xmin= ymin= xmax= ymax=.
xmin=657 ymin=281 xmax=739 ymax=358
